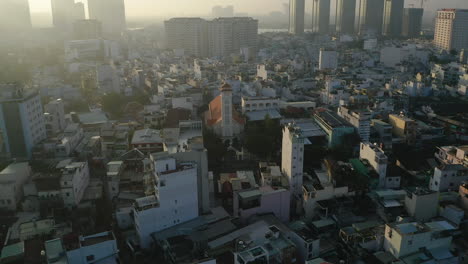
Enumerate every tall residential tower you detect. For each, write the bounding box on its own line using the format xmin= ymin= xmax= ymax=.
xmin=434 ymin=9 xmax=468 ymax=52
xmin=88 ymin=0 xmax=126 ymax=37
xmin=289 ymin=0 xmax=305 ymax=34
xmin=402 ymin=8 xmax=424 ymax=38
xmin=358 ymin=0 xmax=384 ymax=35
xmin=312 ymin=0 xmax=331 ymax=34
xmin=382 ymin=0 xmax=405 ymax=37
xmin=336 ymin=0 xmax=357 ymax=34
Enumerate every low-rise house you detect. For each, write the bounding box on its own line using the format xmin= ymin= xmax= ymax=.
xmin=133 ymin=154 xmax=198 ymax=249
xmin=430 ymin=164 xmax=468 ymax=192
xmin=233 ymin=186 xmax=290 ymax=223
xmin=60 ymin=162 xmax=90 ymax=208
xmin=384 ymin=221 xmax=456 ymax=259
xmin=130 ymin=129 xmax=164 ymax=154
xmin=0 ymin=163 xmax=32 ymax=211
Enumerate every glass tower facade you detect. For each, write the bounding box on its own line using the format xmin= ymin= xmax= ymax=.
xmin=289 ymin=0 xmax=305 ymax=34
xmin=358 ymin=0 xmax=384 ymax=35
xmin=382 ymin=0 xmax=404 ymax=37
xmin=312 ymin=0 xmax=331 ymax=34
xmin=336 ymin=0 xmax=357 ymax=34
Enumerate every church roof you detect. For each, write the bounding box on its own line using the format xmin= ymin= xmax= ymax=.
xmin=219 ymin=83 xmax=232 ymax=92
xmin=205 ymin=95 xmax=245 ymax=127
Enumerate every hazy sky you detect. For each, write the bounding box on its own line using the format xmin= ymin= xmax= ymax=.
xmin=29 ymin=0 xmax=468 ymax=19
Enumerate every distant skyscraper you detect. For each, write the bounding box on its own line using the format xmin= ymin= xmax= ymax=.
xmin=0 ymin=0 xmax=31 ymax=32
xmin=336 ymin=0 xmax=356 ymax=34
xmin=289 ymin=0 xmax=305 ymax=35
xmin=165 ymin=17 xmax=258 ymax=58
xmin=434 ymin=9 xmax=468 ymax=52
xmin=88 ymin=0 xmax=126 ymax=37
xmin=165 ymin=18 xmax=209 ymax=57
xmin=382 ymin=0 xmax=404 ymax=37
xmin=358 ymin=0 xmax=384 ymax=35
xmin=72 ymin=2 xmax=86 ymax=21
xmin=51 ymin=0 xmax=73 ymax=29
xmin=52 ymin=0 xmax=87 ymax=30
xmin=208 ymin=17 xmax=259 ymax=58
xmin=312 ymin=0 xmax=331 ymax=34
xmin=402 ymin=8 xmax=424 ymax=38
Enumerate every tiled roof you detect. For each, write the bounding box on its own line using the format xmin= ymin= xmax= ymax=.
xmin=205 ymin=95 xmax=245 ymax=126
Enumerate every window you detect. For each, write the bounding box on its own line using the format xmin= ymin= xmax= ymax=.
xmin=408 ymin=240 xmax=413 ymax=246
xmin=166 ymin=164 xmax=169 ymax=171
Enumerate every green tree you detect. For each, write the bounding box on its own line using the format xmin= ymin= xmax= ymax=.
xmin=244 ymin=115 xmax=282 ymax=160
xmin=101 ymin=93 xmax=125 ymax=118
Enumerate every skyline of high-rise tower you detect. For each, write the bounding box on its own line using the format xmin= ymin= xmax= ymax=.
xmin=289 ymin=0 xmax=305 ymax=34
xmin=312 ymin=0 xmax=331 ymax=34
xmin=383 ymin=0 xmax=405 ymax=37
xmin=336 ymin=0 xmax=357 ymax=34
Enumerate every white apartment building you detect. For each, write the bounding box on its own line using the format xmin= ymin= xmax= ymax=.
xmin=134 ymin=156 xmax=198 ymax=249
xmin=404 ymin=188 xmax=439 ymax=222
xmin=318 ymin=49 xmax=338 ymax=71
xmin=0 ymin=85 xmax=47 ymax=158
xmin=165 ymin=17 xmax=258 ymax=58
xmin=434 ymin=9 xmax=468 ymax=52
xmin=430 ymin=164 xmax=468 ymax=192
xmin=435 ymin=145 xmax=468 ymax=166
xmin=0 ymin=163 xmax=32 ymax=211
xmin=282 ymin=124 xmax=305 ymax=198
xmin=303 ymin=168 xmax=353 ymax=219
xmin=241 ymin=97 xmax=280 ymax=114
xmin=44 ymin=98 xmax=66 ymax=136
xmin=338 ymin=106 xmax=371 ymax=142
xmin=360 ymin=143 xmax=389 ymax=188
xmin=384 ymin=221 xmax=455 ymax=258
xmin=60 ymin=162 xmax=90 ymax=208
xmin=165 ymin=18 xmax=209 ymax=57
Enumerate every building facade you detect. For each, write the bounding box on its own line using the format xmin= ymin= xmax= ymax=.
xmin=360 ymin=143 xmax=388 ymax=187
xmin=0 ymin=86 xmax=47 ymax=158
xmin=165 ymin=17 xmax=258 ymax=58
xmin=338 ymin=106 xmax=371 ymax=142
xmin=358 ymin=0 xmax=384 ymax=35
xmin=88 ymin=0 xmax=126 ymax=37
xmin=312 ymin=0 xmax=331 ymax=34
xmin=60 ymin=162 xmax=90 ymax=208
xmin=402 ymin=8 xmax=423 ymax=38
xmin=336 ymin=0 xmax=356 ymax=34
xmin=282 ymin=124 xmax=305 ymax=198
xmin=318 ymin=49 xmax=338 ymax=71
xmin=44 ymin=98 xmax=66 ymax=136
xmin=382 ymin=0 xmax=404 ymax=37
xmin=434 ymin=9 xmax=468 ymax=52
xmin=430 ymin=164 xmax=468 ymax=192
xmin=289 ymin=0 xmax=305 ymax=35
xmin=134 ymin=157 xmax=198 ymax=249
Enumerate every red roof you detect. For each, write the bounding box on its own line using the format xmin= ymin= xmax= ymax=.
xmin=205 ymin=95 xmax=245 ymax=126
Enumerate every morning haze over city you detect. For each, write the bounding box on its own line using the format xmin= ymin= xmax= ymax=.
xmin=0 ymin=0 xmax=468 ymax=263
